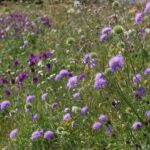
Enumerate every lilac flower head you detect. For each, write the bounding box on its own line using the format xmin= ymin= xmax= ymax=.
xmin=66 ymin=76 xmax=78 ymax=89
xmin=51 ymin=102 xmax=57 ymax=109
xmin=26 ymin=95 xmax=35 ymax=103
xmin=83 ymin=53 xmax=90 ymax=64
xmin=78 ymin=73 xmax=86 ymax=80
xmin=92 ymin=122 xmax=102 ymax=130
xmin=4 ymin=89 xmax=11 ymax=96
xmin=63 ymin=113 xmax=70 ymax=121
xmin=133 ymin=88 xmax=145 ymax=99
xmin=0 ymin=100 xmax=10 ymax=110
xmin=31 ymin=130 xmax=42 ymax=141
xmin=145 ymin=111 xmax=150 ymax=119
xmin=106 ymin=125 xmax=112 ymax=136
xmin=135 ymin=12 xmax=143 ymax=24
xmin=90 ymin=59 xmax=96 ymax=69
xmin=94 ymin=73 xmax=104 ymax=81
xmin=132 ymin=121 xmax=142 ymax=130
xmin=132 ymin=74 xmax=142 ymax=84
xmin=32 ymin=114 xmax=38 ymax=122
xmin=99 ymin=114 xmax=108 ymax=122
xmin=144 ymin=2 xmax=150 ymax=13
xmin=72 ymin=92 xmax=80 ymax=100
xmin=1 ymin=77 xmax=8 ymax=84
xmin=12 ymin=60 xmax=19 ymax=67
xmin=55 ymin=74 xmax=62 ymax=81
xmin=144 ymin=68 xmax=150 ymax=76
xmin=109 ymin=55 xmax=124 ymax=72
xmin=32 ymin=76 xmax=38 ymax=83
xmin=9 ymin=128 xmax=18 ymax=139
xmin=101 ymin=27 xmax=112 ymax=34
xmin=94 ymin=78 xmax=107 ymax=89
xmin=80 ymin=106 xmax=88 ymax=115
xmin=44 ymin=131 xmax=54 ymax=140
xmin=41 ymin=93 xmax=48 ymax=101
xmin=100 ymin=34 xmax=107 ymax=43
xmin=16 ymin=72 xmax=28 ymax=82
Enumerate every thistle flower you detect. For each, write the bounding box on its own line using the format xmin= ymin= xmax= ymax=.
xmin=132 ymin=74 xmax=142 ymax=84
xmin=144 ymin=2 xmax=150 ymax=14
xmin=92 ymin=122 xmax=102 ymax=130
xmin=109 ymin=55 xmax=124 ymax=72
xmin=31 ymin=130 xmax=42 ymax=141
xmin=9 ymin=129 xmax=18 ymax=139
xmin=0 ymin=100 xmax=10 ymax=110
xmin=144 ymin=68 xmax=150 ymax=76
xmin=26 ymin=95 xmax=35 ymax=103
xmin=44 ymin=131 xmax=54 ymax=140
xmin=99 ymin=114 xmax=108 ymax=122
xmin=132 ymin=122 xmax=142 ymax=130
xmin=66 ymin=76 xmax=78 ymax=89
xmin=135 ymin=12 xmax=143 ymax=24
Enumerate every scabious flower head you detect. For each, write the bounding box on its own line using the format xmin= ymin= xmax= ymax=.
xmin=66 ymin=76 xmax=78 ymax=89
xmin=26 ymin=95 xmax=35 ymax=103
xmin=80 ymin=106 xmax=88 ymax=115
xmin=94 ymin=73 xmax=103 ymax=81
xmin=145 ymin=111 xmax=150 ymax=119
xmin=99 ymin=114 xmax=108 ymax=122
xmin=90 ymin=59 xmax=96 ymax=69
xmin=41 ymin=93 xmax=48 ymax=101
xmin=63 ymin=113 xmax=70 ymax=121
xmin=1 ymin=77 xmax=8 ymax=84
xmin=144 ymin=2 xmax=150 ymax=14
xmin=32 ymin=76 xmax=38 ymax=83
xmin=51 ymin=102 xmax=57 ymax=109
xmin=44 ymin=131 xmax=54 ymax=140
xmin=132 ymin=74 xmax=142 ymax=84
xmin=78 ymin=73 xmax=86 ymax=80
xmin=55 ymin=74 xmax=62 ymax=81
xmin=94 ymin=78 xmax=107 ymax=89
xmin=83 ymin=53 xmax=90 ymax=64
xmin=92 ymin=122 xmax=102 ymax=130
xmin=133 ymin=88 xmax=145 ymax=99
xmin=31 ymin=130 xmax=42 ymax=141
xmin=100 ymin=34 xmax=107 ymax=43
xmin=101 ymin=27 xmax=112 ymax=34
xmin=135 ymin=12 xmax=143 ymax=24
xmin=32 ymin=114 xmax=38 ymax=122
xmin=109 ymin=55 xmax=124 ymax=72
xmin=72 ymin=92 xmax=80 ymax=100
xmin=0 ymin=100 xmax=10 ymax=110
xmin=144 ymin=68 xmax=150 ymax=75
xmin=16 ymin=72 xmax=28 ymax=82
xmin=9 ymin=129 xmax=18 ymax=139
xmin=55 ymin=69 xmax=71 ymax=81
xmin=132 ymin=121 xmax=142 ymax=130
xmin=4 ymin=89 xmax=11 ymax=96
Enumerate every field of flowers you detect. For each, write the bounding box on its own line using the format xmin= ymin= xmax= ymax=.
xmin=0 ymin=1 xmax=150 ymax=149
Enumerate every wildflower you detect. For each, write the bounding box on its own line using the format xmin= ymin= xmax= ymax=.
xmin=41 ymin=93 xmax=48 ymax=101
xmin=0 ymin=100 xmax=10 ymax=110
xmin=4 ymin=89 xmax=11 ymax=96
xmin=100 ymin=34 xmax=107 ymax=43
xmin=78 ymin=73 xmax=86 ymax=80
xmin=44 ymin=131 xmax=54 ymax=140
xmin=133 ymin=88 xmax=145 ymax=99
xmin=101 ymin=27 xmax=112 ymax=34
xmin=51 ymin=102 xmax=57 ymax=109
xmin=135 ymin=12 xmax=143 ymax=24
xmin=32 ymin=114 xmax=38 ymax=122
xmin=63 ymin=113 xmax=70 ymax=121
xmin=144 ymin=68 xmax=150 ymax=75
xmin=80 ymin=106 xmax=88 ymax=115
xmin=9 ymin=129 xmax=18 ymax=139
xmin=92 ymin=122 xmax=102 ymax=130
xmin=72 ymin=92 xmax=80 ymax=100
xmin=32 ymin=76 xmax=38 ymax=83
xmin=12 ymin=60 xmax=19 ymax=67
xmin=31 ymin=130 xmax=42 ymax=141
xmin=106 ymin=125 xmax=112 ymax=136
xmin=16 ymin=72 xmax=28 ymax=82
xmin=132 ymin=122 xmax=142 ymax=130
xmin=94 ymin=73 xmax=104 ymax=81
xmin=94 ymin=78 xmax=107 ymax=89
xmin=109 ymin=55 xmax=124 ymax=72
xmin=26 ymin=95 xmax=35 ymax=103
xmin=99 ymin=114 xmax=108 ymax=122
xmin=90 ymin=59 xmax=96 ymax=69
xmin=145 ymin=111 xmax=150 ymax=119
xmin=83 ymin=53 xmax=90 ymax=64
xmin=66 ymin=76 xmax=78 ymax=89
xmin=144 ymin=2 xmax=150 ymax=14
xmin=45 ymin=63 xmax=51 ymax=70
xmin=64 ymin=108 xmax=70 ymax=113
xmin=132 ymin=74 xmax=142 ymax=84
xmin=1 ymin=77 xmax=8 ymax=84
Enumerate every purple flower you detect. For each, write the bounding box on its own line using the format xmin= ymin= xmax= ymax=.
xmin=135 ymin=12 xmax=143 ymax=24
xmin=0 ymin=100 xmax=10 ymax=110
xmin=80 ymin=106 xmax=88 ymax=115
xmin=92 ymin=122 xmax=102 ymax=130
xmin=145 ymin=111 xmax=150 ymax=119
xmin=31 ymin=130 xmax=42 ymax=141
xmin=9 ymin=128 xmax=18 ymax=139
xmin=4 ymin=89 xmax=11 ymax=96
xmin=32 ymin=114 xmax=38 ymax=122
xmin=100 ymin=34 xmax=107 ymax=43
xmin=99 ymin=114 xmax=108 ymax=122
xmin=55 ymin=74 xmax=62 ymax=81
xmin=51 ymin=102 xmax=57 ymax=109
xmin=94 ymin=78 xmax=107 ymax=89
xmin=83 ymin=53 xmax=89 ymax=64
xmin=45 ymin=63 xmax=51 ymax=70
xmin=106 ymin=125 xmax=112 ymax=136
xmin=26 ymin=95 xmax=35 ymax=103
xmin=144 ymin=68 xmax=150 ymax=75
xmin=78 ymin=73 xmax=86 ymax=80
xmin=55 ymin=69 xmax=71 ymax=81
xmin=16 ymin=72 xmax=28 ymax=82
xmin=1 ymin=77 xmax=8 ymax=84
xmin=44 ymin=131 xmax=54 ymax=140
xmin=66 ymin=76 xmax=78 ymax=89
xmin=72 ymin=92 xmax=80 ymax=100
xmin=109 ymin=55 xmax=124 ymax=72
xmin=90 ymin=59 xmax=96 ymax=69
xmin=94 ymin=73 xmax=104 ymax=81
xmin=32 ymin=76 xmax=38 ymax=83
xmin=63 ymin=113 xmax=70 ymax=121
xmin=41 ymin=93 xmax=48 ymax=101
xmin=132 ymin=121 xmax=142 ymax=130
xmin=133 ymin=88 xmax=145 ymax=99
xmin=144 ymin=2 xmax=150 ymax=14
xmin=101 ymin=27 xmax=112 ymax=34
xmin=12 ymin=60 xmax=19 ymax=67
xmin=132 ymin=74 xmax=142 ymax=84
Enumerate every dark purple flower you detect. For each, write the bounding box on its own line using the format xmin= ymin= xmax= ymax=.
xmin=45 ymin=63 xmax=51 ymax=70
xmin=99 ymin=114 xmax=108 ymax=122
xmin=144 ymin=2 xmax=150 ymax=14
xmin=0 ymin=100 xmax=10 ymax=110
xmin=44 ymin=131 xmax=54 ymax=140
xmin=4 ymin=89 xmax=11 ymax=96
xmin=132 ymin=74 xmax=142 ymax=84
xmin=80 ymin=106 xmax=88 ymax=115
xmin=66 ymin=76 xmax=78 ymax=89
xmin=1 ymin=77 xmax=8 ymax=84
xmin=135 ymin=12 xmax=143 ymax=24
xmin=72 ymin=92 xmax=80 ymax=100
xmin=92 ymin=122 xmax=102 ymax=130
xmin=12 ymin=60 xmax=19 ymax=67
xmin=109 ymin=55 xmax=124 ymax=72
xmin=78 ymin=73 xmax=86 ymax=80
xmin=40 ymin=17 xmax=51 ymax=26
xmin=63 ymin=113 xmax=70 ymax=121
xmin=132 ymin=121 xmax=142 ymax=130
xmin=9 ymin=128 xmax=18 ymax=139
xmin=94 ymin=78 xmax=107 ymax=89
xmin=32 ymin=76 xmax=38 ymax=83
xmin=31 ymin=130 xmax=42 ymax=141
xmin=26 ymin=95 xmax=35 ymax=103
xmin=144 ymin=68 xmax=150 ymax=76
